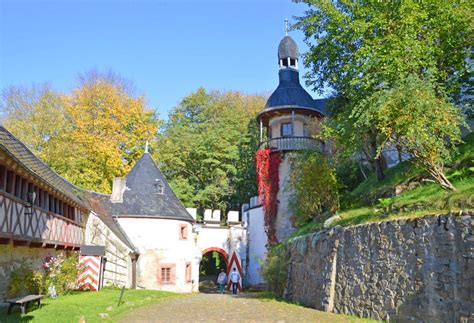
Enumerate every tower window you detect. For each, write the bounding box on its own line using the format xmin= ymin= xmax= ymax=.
xmin=281 ymin=59 xmax=289 ymax=67
xmin=290 ymin=58 xmax=296 ymax=67
xmin=281 ymin=123 xmax=293 ymax=137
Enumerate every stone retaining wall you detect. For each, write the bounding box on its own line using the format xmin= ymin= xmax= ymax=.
xmin=0 ymin=245 xmax=64 ymax=300
xmin=284 ymin=212 xmax=473 ymax=322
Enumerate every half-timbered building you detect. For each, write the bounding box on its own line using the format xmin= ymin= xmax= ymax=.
xmin=0 ymin=126 xmax=89 ymax=298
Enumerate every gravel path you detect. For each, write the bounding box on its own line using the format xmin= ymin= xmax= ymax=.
xmin=119 ymin=292 xmax=366 ymax=322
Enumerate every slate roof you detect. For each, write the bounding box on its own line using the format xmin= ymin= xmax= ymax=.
xmin=0 ymin=126 xmax=87 ymax=207
xmin=278 ymin=35 xmax=298 ymax=59
xmin=313 ymin=98 xmax=327 ymax=115
xmin=258 ymin=69 xmax=325 ymax=119
xmin=98 ymin=153 xmax=195 ymax=223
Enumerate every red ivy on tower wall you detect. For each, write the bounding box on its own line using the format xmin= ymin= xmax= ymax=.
xmin=256 ymin=148 xmax=282 ymax=245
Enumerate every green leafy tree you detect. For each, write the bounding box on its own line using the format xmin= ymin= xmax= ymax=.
xmin=288 ymin=151 xmax=339 ymax=226
xmin=356 ymin=75 xmax=465 ymax=190
xmin=295 ymin=0 xmax=473 ymax=181
xmin=155 ymin=88 xmax=265 ymax=211
xmin=1 ymin=84 xmax=71 ymax=162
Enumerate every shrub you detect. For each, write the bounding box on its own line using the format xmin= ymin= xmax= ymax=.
xmin=288 ymin=151 xmax=340 ymax=227
xmin=43 ymin=253 xmax=81 ymax=295
xmin=260 ymin=245 xmax=289 ymax=297
xmin=8 ymin=261 xmax=43 ymax=297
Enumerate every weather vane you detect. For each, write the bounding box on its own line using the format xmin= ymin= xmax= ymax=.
xmin=285 ymin=18 xmax=289 ymax=36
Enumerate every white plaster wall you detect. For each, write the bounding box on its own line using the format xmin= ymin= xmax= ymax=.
xmin=84 ymin=212 xmax=133 ymax=287
xmin=268 ymin=114 xmax=312 ymax=138
xmin=197 ymin=227 xmax=231 ymax=254
xmin=275 ymin=154 xmax=296 ymax=242
xmin=117 ymin=218 xmax=199 ymax=293
xmin=244 ymin=206 xmax=267 ymax=285
xmin=229 ymin=226 xmax=247 ymax=273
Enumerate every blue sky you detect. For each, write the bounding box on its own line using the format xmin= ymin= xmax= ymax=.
xmin=1 ymin=0 xmax=325 ymax=118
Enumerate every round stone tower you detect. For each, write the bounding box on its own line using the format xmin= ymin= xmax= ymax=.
xmin=256 ymin=33 xmax=325 ymax=242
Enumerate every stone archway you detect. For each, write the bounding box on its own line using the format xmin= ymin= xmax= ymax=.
xmin=199 ymin=247 xmax=229 ymax=292
xmin=201 ymin=247 xmax=229 ymax=264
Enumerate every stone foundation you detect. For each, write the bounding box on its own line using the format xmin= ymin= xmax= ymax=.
xmin=0 ymin=244 xmax=65 ymax=299
xmin=284 ymin=212 xmax=473 ymax=322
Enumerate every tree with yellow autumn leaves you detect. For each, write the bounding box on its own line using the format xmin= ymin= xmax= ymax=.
xmin=1 ymin=74 xmax=159 ymax=193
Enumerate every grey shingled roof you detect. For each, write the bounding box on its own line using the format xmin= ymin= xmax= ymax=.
xmin=0 ymin=126 xmax=87 ymax=207
xmin=259 ymin=69 xmax=325 ymax=117
xmin=278 ymin=36 xmax=298 ymax=59
xmin=99 ymin=153 xmax=194 ymax=223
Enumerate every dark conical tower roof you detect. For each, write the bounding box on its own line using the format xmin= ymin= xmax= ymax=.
xmin=256 ymin=34 xmax=325 ymax=125
xmin=109 ymin=153 xmax=194 ymax=222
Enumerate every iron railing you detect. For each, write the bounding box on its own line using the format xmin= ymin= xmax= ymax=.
xmin=259 ymin=136 xmax=324 ymax=152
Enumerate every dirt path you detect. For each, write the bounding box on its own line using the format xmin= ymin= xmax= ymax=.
xmin=119 ymin=292 xmax=367 ymax=322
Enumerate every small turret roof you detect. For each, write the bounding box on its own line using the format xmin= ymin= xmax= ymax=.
xmin=278 ymin=35 xmax=298 ymax=59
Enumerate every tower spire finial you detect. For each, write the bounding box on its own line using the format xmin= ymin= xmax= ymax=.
xmin=145 ymin=140 xmax=149 ymax=154
xmin=285 ymin=18 xmax=289 ymax=36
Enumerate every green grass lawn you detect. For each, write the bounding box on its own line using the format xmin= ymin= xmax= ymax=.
xmin=0 ymin=288 xmax=180 ymax=323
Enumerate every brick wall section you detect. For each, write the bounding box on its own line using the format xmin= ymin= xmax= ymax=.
xmin=284 ymin=212 xmax=473 ymax=322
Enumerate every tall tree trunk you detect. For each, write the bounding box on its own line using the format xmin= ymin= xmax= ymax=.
xmin=366 ymin=130 xmax=386 ymax=181
xmin=374 ymin=155 xmax=385 ymax=181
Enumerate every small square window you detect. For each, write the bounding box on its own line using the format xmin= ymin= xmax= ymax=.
xmin=161 ymin=267 xmax=171 ymax=283
xmin=281 ymin=123 xmax=293 ymax=137
xmin=179 ymin=224 xmax=188 ymax=240
xmin=158 ymin=264 xmax=175 ymax=285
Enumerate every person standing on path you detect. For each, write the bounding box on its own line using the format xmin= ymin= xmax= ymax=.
xmin=217 ymin=268 xmax=227 ymax=294
xmin=230 ymin=268 xmax=241 ymax=295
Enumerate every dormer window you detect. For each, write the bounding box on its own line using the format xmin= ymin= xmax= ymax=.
xmin=155 ymin=179 xmax=164 ymax=194
xmin=281 ymin=123 xmax=293 ymax=137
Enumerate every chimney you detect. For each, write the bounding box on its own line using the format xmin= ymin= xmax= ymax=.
xmin=110 ymin=177 xmax=126 ymax=203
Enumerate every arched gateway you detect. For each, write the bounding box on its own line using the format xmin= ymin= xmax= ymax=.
xmin=192 ymin=214 xmax=245 ymax=291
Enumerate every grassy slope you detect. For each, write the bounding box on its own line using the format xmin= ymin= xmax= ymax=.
xmin=289 ymin=133 xmax=473 ymax=237
xmin=0 ymin=288 xmax=180 ymax=323
xmin=334 ymin=132 xmax=474 ymax=227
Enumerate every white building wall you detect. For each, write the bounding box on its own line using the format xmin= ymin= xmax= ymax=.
xmin=243 ymin=204 xmax=266 ymax=285
xmin=84 ymin=212 xmax=133 ymax=287
xmin=197 ymin=227 xmax=231 ymax=254
xmin=117 ymin=217 xmax=199 ymax=293
xmin=275 ymin=154 xmax=296 ymax=242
